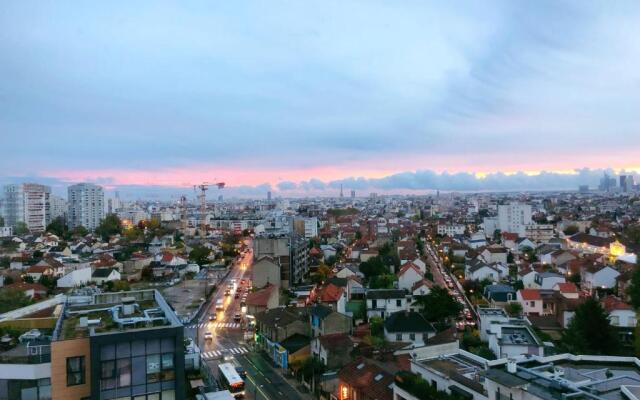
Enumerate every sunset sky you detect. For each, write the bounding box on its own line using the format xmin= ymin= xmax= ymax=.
xmin=2 ymin=1 xmax=640 ymax=197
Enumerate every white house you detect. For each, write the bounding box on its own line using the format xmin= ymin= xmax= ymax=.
xmin=411 ymin=280 xmax=433 ymax=297
xmin=437 ymin=224 xmax=465 ymax=237
xmin=57 ymin=267 xmax=92 ymax=288
xmin=397 ymin=262 xmax=424 ymax=291
xmin=601 ymin=296 xmax=636 ymax=328
xmin=533 ymin=272 xmax=565 ymax=290
xmin=366 ymin=289 xmax=409 ymax=319
xmin=516 ymin=289 xmax=543 ymax=316
xmin=466 ymin=232 xmax=487 ymax=249
xmin=481 ymin=247 xmax=508 ymax=265
xmin=518 ymin=268 xmax=538 ymax=288
xmin=383 ymin=311 xmax=435 ymax=345
xmin=92 ymin=268 xmax=121 ymax=285
xmin=581 ymin=264 xmax=620 ymax=291
xmin=465 ymin=259 xmax=507 ymax=282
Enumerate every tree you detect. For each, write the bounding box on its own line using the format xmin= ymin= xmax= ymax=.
xmin=72 ymin=225 xmax=88 ymax=237
xmin=505 ymin=302 xmax=522 ymax=317
xmin=0 ymin=289 xmax=32 ymax=313
xmin=628 ymin=266 xmax=640 ymax=309
xmin=561 ymin=297 xmax=619 ymax=354
xmin=359 ymin=256 xmax=388 ymax=279
xmin=316 ymin=264 xmax=332 ymax=282
xmin=563 ymin=225 xmax=580 ymax=236
xmin=370 ymin=316 xmax=384 ymax=337
xmin=370 ymin=274 xmax=396 ymax=289
xmin=189 ymin=245 xmax=212 ymax=265
xmin=96 ymin=214 xmax=122 ymax=240
xmin=46 ymin=217 xmax=68 ymax=237
xmin=414 ymin=287 xmax=463 ymax=325
xmin=14 ymin=222 xmax=29 ymax=236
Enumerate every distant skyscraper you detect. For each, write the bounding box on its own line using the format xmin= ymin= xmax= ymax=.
xmin=1 ymin=183 xmax=50 ymax=232
xmin=267 ymin=191 xmax=272 ymax=201
xmin=599 ymin=173 xmax=616 ymax=192
xmin=620 ymin=175 xmax=634 ymax=193
xmin=578 ymin=185 xmax=589 ymax=193
xmin=340 ymin=184 xmax=344 ymax=198
xmin=218 ymin=194 xmax=223 ymax=202
xmin=68 ymin=183 xmax=104 ymax=231
xmin=350 ymin=189 xmax=356 ymax=199
xmin=50 ymin=194 xmax=67 ymax=221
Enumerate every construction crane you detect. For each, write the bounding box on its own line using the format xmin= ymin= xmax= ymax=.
xmin=193 ymin=181 xmax=225 ymax=235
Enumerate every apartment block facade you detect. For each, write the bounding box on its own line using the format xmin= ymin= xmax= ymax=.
xmin=68 ymin=183 xmax=105 ymax=231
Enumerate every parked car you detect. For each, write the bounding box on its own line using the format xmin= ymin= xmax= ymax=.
xmin=204 ymin=332 xmax=213 ymax=340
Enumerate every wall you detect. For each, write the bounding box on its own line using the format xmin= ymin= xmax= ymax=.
xmin=51 ymin=338 xmax=91 ymax=400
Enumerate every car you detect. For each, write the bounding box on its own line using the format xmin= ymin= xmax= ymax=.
xmin=234 ymin=293 xmax=240 ymax=299
xmin=204 ymin=332 xmax=213 ymax=340
xmin=233 ymin=313 xmax=241 ymax=322
xmin=235 ymin=366 xmax=247 ymax=378
xmin=208 ymin=313 xmax=217 ymax=321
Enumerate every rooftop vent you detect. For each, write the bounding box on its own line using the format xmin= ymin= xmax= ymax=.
xmin=374 ymin=374 xmax=384 ymax=382
xmin=356 ymin=363 xmax=365 ymax=370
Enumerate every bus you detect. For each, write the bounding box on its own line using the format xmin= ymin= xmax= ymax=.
xmin=218 ymin=362 xmax=245 ymax=398
xmin=215 ymin=299 xmax=224 ymax=311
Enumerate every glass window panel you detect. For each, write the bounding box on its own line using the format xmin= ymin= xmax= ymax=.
xmin=38 ymin=384 xmax=51 ymax=400
xmin=161 ymin=338 xmax=175 ymax=352
xmin=146 ymin=339 xmax=160 ymax=354
xmin=161 ymin=380 xmax=175 ymax=390
xmin=117 ymin=358 xmax=132 ymax=388
xmin=117 ymin=342 xmax=131 ymax=358
xmin=147 ymin=382 xmax=161 ymax=393
xmin=101 ymin=344 xmax=116 ymax=360
xmin=132 ymin=385 xmax=146 ymax=396
xmin=132 ymin=357 xmax=146 ymax=385
xmin=146 ymin=354 xmax=161 ymax=383
xmin=148 ymin=394 xmax=160 ymax=400
xmin=161 ymin=353 xmax=174 ymax=369
xmin=132 ymin=340 xmax=146 ymax=356
xmin=102 ymin=361 xmax=116 ymax=379
xmin=22 ymin=387 xmax=38 ymax=400
xmin=162 ymin=390 xmax=175 ymax=400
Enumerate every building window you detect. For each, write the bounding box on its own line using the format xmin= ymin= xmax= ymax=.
xmin=101 ymin=360 xmax=117 ymax=390
xmin=147 ymin=354 xmax=161 ymax=383
xmin=67 ymin=356 xmax=85 ymax=386
xmin=396 ymin=334 xmax=402 ymax=341
xmin=409 ymin=333 xmax=416 ymax=341
xmin=396 ymin=299 xmax=402 ymax=307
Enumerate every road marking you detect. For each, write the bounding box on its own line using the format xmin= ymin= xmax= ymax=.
xmin=265 ymin=377 xmax=271 ymax=383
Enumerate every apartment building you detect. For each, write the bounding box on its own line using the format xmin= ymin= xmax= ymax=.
xmin=253 ymin=234 xmax=309 ymax=287
xmin=68 ymin=183 xmax=105 ymax=231
xmin=2 ymin=183 xmax=51 ymax=232
xmin=49 ymin=195 xmax=67 ymax=221
xmin=497 ymin=203 xmax=532 ymax=236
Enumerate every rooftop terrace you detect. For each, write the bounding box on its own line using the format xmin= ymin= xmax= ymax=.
xmin=56 ymin=289 xmax=180 ymax=340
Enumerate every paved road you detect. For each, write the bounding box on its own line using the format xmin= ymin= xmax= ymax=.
xmin=236 ymin=353 xmax=304 ymax=400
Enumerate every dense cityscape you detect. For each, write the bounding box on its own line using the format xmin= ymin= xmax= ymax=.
xmin=1 ymin=175 xmax=640 ymax=400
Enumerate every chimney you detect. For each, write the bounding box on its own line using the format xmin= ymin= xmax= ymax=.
xmin=507 ymin=358 xmax=517 ymax=373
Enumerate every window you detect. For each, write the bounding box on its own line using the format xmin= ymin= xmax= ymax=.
xmin=101 ymin=360 xmax=116 ymax=390
xmin=396 ymin=334 xmax=402 ymax=341
xmin=67 ymin=356 xmax=85 ymax=386
xmin=396 ymin=299 xmax=402 ymax=307
xmin=161 ymin=353 xmax=175 ymax=381
xmin=147 ymin=354 xmax=161 ymax=383
xmin=409 ymin=333 xmax=416 ymax=341
xmin=117 ymin=358 xmax=132 ymax=387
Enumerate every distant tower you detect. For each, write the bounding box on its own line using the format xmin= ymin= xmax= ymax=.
xmin=267 ymin=191 xmax=272 ymax=201
xmin=340 ymin=184 xmax=344 ymax=198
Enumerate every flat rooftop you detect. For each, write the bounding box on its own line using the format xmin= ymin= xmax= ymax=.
xmin=499 ymin=327 xmax=539 ymax=346
xmin=56 ymin=289 xmax=181 ymax=340
xmin=486 ymin=355 xmax=640 ymax=400
xmin=419 ymin=354 xmax=486 ymax=394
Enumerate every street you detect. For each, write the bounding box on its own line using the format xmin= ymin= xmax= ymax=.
xmin=185 ymin=238 xmax=305 ymax=400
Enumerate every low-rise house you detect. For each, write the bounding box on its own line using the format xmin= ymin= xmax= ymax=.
xmin=338 ymin=359 xmax=394 ymax=400
xmin=567 ymin=233 xmax=613 ymax=254
xmin=517 ymin=289 xmax=543 ymax=316
xmin=581 ymin=263 xmax=620 ymax=291
xmin=481 ymin=246 xmax=508 ymax=265
xmin=517 ymin=267 xmax=538 ymax=288
xmin=533 ymin=272 xmax=565 ymax=290
xmin=366 ymin=289 xmax=408 ymax=319
xmin=311 ymin=333 xmax=354 ymax=369
xmin=24 ymin=265 xmax=54 ymax=281
xmin=485 ymin=320 xmax=544 ymax=358
xmin=91 ymin=268 xmax=121 ymax=285
xmin=601 ymin=295 xmax=636 ymax=329
xmin=383 ymin=311 xmax=435 ymax=345
xmin=57 ymin=266 xmax=92 ymax=288
xmin=317 ymin=283 xmax=347 ymax=314
xmin=484 ymin=284 xmax=516 ymax=306
xmin=255 ymin=307 xmax=309 ymax=368
xmin=411 ymin=279 xmax=433 ymax=297
xmin=251 ymin=256 xmax=281 ymax=289
xmin=309 ymin=304 xmax=352 ymax=337
xmin=397 ymin=262 xmax=424 ymax=291
xmin=3 ymin=282 xmax=48 ymax=299
xmin=245 ymin=284 xmax=279 ymax=315
xmin=465 ymin=259 xmax=506 ymax=282
xmin=552 ymin=282 xmax=579 ymax=299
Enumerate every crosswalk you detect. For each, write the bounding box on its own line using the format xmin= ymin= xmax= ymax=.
xmin=187 ymin=322 xmax=241 ymax=329
xmin=201 ymin=347 xmax=250 ymax=360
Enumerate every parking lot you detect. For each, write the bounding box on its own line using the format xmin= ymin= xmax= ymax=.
xmin=162 ymin=279 xmax=211 ymax=321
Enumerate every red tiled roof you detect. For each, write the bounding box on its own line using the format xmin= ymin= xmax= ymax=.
xmin=318 ymin=283 xmax=344 ymax=303
xmin=554 ymin=282 xmax=578 ymax=293
xmin=5 ymin=282 xmax=48 ymax=293
xmin=26 ymin=265 xmax=50 ymax=273
xmin=502 ymin=232 xmax=519 ymax=241
xmin=245 ymin=284 xmax=277 ymax=307
xmin=519 ymin=289 xmax=542 ymax=301
xmin=411 ymin=279 xmax=434 ymax=292
xmin=397 ymin=261 xmax=422 ymax=277
xmin=601 ymin=295 xmax=633 ymax=311
xmin=339 ymin=359 xmax=393 ymax=400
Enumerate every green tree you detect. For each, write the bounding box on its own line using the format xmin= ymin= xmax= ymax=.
xmin=563 ymin=225 xmax=580 ymax=236
xmin=46 ymin=217 xmax=68 ymax=237
xmin=505 ymin=302 xmax=522 ymax=317
xmin=0 ymin=289 xmax=32 ymax=313
xmin=370 ymin=316 xmax=384 ymax=337
xmin=628 ymin=266 xmax=640 ymax=309
xmin=72 ymin=225 xmax=88 ymax=237
xmin=370 ymin=274 xmax=396 ymax=289
xmin=96 ymin=214 xmax=122 ymax=240
xmin=14 ymin=222 xmax=29 ymax=236
xmin=414 ymin=287 xmax=463 ymax=324
xmin=562 ymin=297 xmax=619 ymax=354
xmin=189 ymin=245 xmax=212 ymax=265
xmin=359 ymin=256 xmax=388 ymax=279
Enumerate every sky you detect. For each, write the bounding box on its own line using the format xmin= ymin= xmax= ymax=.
xmin=1 ymin=1 xmax=640 ymax=198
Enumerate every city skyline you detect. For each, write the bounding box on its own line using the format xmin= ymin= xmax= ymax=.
xmin=2 ymin=1 xmax=640 ymax=196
